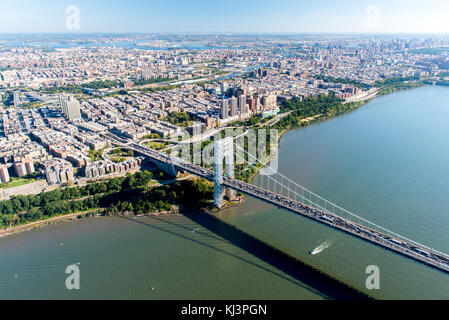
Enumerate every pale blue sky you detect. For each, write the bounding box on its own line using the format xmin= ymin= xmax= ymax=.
xmin=1 ymin=0 xmax=449 ymax=34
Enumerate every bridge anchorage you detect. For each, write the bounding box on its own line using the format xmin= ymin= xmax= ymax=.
xmin=214 ymin=137 xmax=237 ymax=208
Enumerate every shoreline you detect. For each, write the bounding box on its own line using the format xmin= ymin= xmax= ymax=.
xmin=246 ymin=83 xmax=429 ymax=183
xmin=0 ymin=83 xmax=424 ymax=300
xmin=0 ymin=210 xmax=183 ymax=239
xmin=0 ymin=199 xmax=245 ymax=239
xmin=0 ymin=84 xmax=427 ymax=239
xmin=0 ymin=210 xmax=97 ymax=239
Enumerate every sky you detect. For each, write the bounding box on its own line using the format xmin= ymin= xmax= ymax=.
xmin=2 ymin=0 xmax=449 ymax=34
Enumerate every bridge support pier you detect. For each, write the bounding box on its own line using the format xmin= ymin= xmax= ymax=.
xmin=214 ymin=137 xmax=235 ymax=208
xmin=154 ymin=160 xmax=178 ymax=178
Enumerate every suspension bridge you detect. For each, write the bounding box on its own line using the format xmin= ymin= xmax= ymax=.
xmin=105 ymin=133 xmax=449 ymax=275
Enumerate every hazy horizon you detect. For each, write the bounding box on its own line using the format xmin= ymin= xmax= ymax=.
xmin=2 ymin=32 xmax=449 ymax=36
xmin=3 ymin=0 xmax=449 ymax=35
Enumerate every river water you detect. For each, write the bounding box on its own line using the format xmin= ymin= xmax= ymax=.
xmin=1 ymin=85 xmax=449 ymax=299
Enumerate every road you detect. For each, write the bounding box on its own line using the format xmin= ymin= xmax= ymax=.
xmin=103 ymin=133 xmax=449 ymax=275
xmin=138 ymin=144 xmax=449 ymax=274
xmin=261 ymin=110 xmax=295 ymax=127
xmin=107 ymin=63 xmax=265 ymax=93
xmin=344 ymin=87 xmax=381 ymax=104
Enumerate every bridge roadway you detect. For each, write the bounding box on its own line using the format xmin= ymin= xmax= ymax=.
xmin=129 ymin=142 xmax=449 ymax=274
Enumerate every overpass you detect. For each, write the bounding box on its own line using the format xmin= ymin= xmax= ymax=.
xmin=107 ymin=135 xmax=449 ymax=275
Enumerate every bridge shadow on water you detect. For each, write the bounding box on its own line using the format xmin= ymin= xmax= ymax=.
xmin=121 ymin=211 xmax=371 ymax=300
xmin=183 ymin=211 xmax=371 ymax=300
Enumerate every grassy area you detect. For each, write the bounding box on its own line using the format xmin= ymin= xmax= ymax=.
xmin=0 ymin=177 xmax=38 ymax=189
xmin=111 ymin=157 xmax=127 ymax=164
xmin=145 ymin=141 xmax=169 ymax=150
xmin=109 ymin=148 xmax=134 ymax=158
xmin=40 ymin=80 xmax=122 ymax=94
xmin=88 ymin=149 xmax=104 ymax=162
xmin=165 ymin=112 xmax=195 ymax=127
xmin=141 ymin=133 xmax=162 ymax=140
xmin=147 ymin=180 xmax=160 ymax=186
xmin=133 ymin=77 xmax=174 ymax=86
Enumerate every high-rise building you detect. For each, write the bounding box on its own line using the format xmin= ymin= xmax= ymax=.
xmin=247 ymin=97 xmax=257 ymax=113
xmin=67 ymin=97 xmax=81 ymax=121
xmin=190 ymin=122 xmax=203 ymax=137
xmin=236 ymin=87 xmax=247 ymax=97
xmin=59 ymin=171 xmax=67 ymax=184
xmin=66 ymin=169 xmax=74 ymax=182
xmin=238 ymin=95 xmax=247 ymax=115
xmin=59 ymin=94 xmax=68 ymax=115
xmin=220 ymin=99 xmax=229 ymax=120
xmin=13 ymin=91 xmax=20 ymax=108
xmin=141 ymin=70 xmax=155 ymax=80
xmin=220 ymin=82 xmax=228 ymax=96
xmin=46 ymin=170 xmax=59 ymax=185
xmin=61 ymin=96 xmax=81 ymax=121
xmin=0 ymin=165 xmax=10 ymax=183
xmin=229 ymin=96 xmax=238 ymax=117
xmin=25 ymin=160 xmax=35 ymax=175
xmin=13 ymin=161 xmax=27 ymax=177
xmin=262 ymin=94 xmax=277 ymax=110
xmin=123 ymin=81 xmax=134 ymax=89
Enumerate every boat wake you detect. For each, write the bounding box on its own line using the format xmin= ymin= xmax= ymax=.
xmin=310 ymin=240 xmax=334 ymax=255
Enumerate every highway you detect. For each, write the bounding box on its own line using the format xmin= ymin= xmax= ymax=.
xmin=121 ymin=140 xmax=449 ymax=274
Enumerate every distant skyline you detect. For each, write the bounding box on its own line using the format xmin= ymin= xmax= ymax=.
xmin=2 ymin=0 xmax=449 ymax=35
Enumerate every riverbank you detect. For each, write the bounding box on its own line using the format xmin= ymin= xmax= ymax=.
xmin=227 ymin=84 xmax=449 ymax=299
xmin=0 ymin=182 xmax=245 ymax=239
xmin=376 ymin=81 xmax=425 ymax=96
xmin=241 ymin=83 xmax=428 ymax=184
xmin=0 ymin=199 xmax=247 ymax=239
xmin=0 ymin=84 xmax=427 ymax=239
xmin=2 ymin=85 xmax=448 ymax=300
xmin=0 ymin=173 xmax=217 ymax=233
xmin=0 ymin=210 xmax=97 ymax=239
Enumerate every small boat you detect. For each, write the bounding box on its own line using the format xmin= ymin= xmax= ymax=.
xmin=310 ymin=247 xmax=323 ymax=255
xmin=310 ymin=241 xmax=334 ymax=255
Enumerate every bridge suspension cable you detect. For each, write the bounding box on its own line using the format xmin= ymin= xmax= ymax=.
xmin=142 ymin=137 xmax=449 ymax=259
xmin=234 ymin=152 xmax=326 ymax=210
xmin=233 ymin=142 xmax=449 ymax=258
xmin=126 ymin=138 xmax=449 ymax=270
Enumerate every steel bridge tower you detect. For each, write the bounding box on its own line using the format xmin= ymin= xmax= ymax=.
xmin=214 ymin=137 xmax=235 ymax=208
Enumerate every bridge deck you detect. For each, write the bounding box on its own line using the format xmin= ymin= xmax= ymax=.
xmin=130 ymin=142 xmax=449 ymax=275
